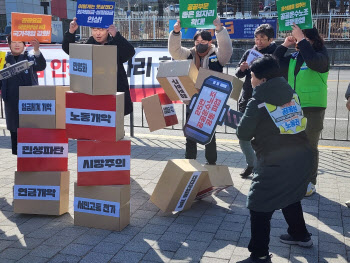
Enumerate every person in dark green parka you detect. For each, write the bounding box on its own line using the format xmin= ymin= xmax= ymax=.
xmin=236 ymin=55 xmax=313 ymax=263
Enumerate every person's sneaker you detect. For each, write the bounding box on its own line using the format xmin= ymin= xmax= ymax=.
xmin=236 ymin=254 xmax=272 ymax=263
xmin=279 ymin=233 xmax=313 ymax=247
xmin=240 ymin=166 xmax=254 ymax=178
xmin=206 ymin=162 xmax=216 ymax=165
xmin=305 ymin=182 xmax=316 ymax=197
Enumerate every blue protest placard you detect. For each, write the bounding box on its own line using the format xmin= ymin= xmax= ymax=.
xmin=76 ymin=0 xmax=115 ymax=28
xmin=169 ymin=18 xmax=277 ymax=39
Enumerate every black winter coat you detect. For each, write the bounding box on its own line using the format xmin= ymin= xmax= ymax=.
xmin=0 ymin=51 xmax=47 ymax=132
xmin=62 ymin=31 xmax=135 ymax=115
xmin=237 ymin=77 xmax=313 ymax=212
xmin=235 ymin=43 xmax=277 ymax=113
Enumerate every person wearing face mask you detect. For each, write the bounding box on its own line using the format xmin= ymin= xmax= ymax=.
xmin=62 ymin=17 xmax=135 ymax=116
xmin=274 ymin=24 xmax=329 ymax=197
xmin=236 ymin=55 xmax=313 ymax=263
xmin=236 ymin=24 xmax=277 ymax=178
xmin=0 ymin=35 xmax=46 ymax=155
xmin=168 ymin=17 xmax=233 ymax=165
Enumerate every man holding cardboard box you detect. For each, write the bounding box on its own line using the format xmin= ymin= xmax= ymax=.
xmin=0 ymin=35 xmax=46 ymax=155
xmin=62 ymin=18 xmax=135 ymax=116
xmin=168 ymin=17 xmax=232 ymax=164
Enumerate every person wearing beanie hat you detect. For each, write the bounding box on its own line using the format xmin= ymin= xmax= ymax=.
xmin=0 ymin=36 xmax=46 ymax=155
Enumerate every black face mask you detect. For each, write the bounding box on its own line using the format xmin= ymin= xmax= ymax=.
xmin=196 ymin=43 xmax=209 ymax=53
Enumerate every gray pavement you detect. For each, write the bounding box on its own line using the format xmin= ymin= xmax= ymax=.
xmin=0 ymin=126 xmax=350 ymax=262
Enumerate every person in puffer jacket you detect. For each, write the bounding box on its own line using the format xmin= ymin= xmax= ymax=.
xmin=236 ymin=55 xmax=313 ymax=263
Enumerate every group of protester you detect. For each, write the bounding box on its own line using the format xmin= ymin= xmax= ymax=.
xmin=0 ymin=15 xmax=343 ymax=263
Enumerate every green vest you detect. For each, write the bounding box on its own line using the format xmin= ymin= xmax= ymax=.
xmin=288 ymin=58 xmax=328 ymax=108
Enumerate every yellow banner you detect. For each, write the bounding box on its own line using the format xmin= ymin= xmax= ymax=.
xmin=0 ymin=51 xmax=6 ymax=70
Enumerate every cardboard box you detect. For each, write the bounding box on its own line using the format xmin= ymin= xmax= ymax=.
xmin=142 ymin=93 xmax=178 ymax=132
xmin=66 ymin=91 xmax=124 ymax=142
xmin=19 ymin=85 xmax=70 ymax=129
xmin=157 ymin=60 xmax=198 ymax=101
xmin=14 ymin=171 xmax=69 ymax=215
xmin=69 ymin=44 xmax=118 ymax=95
xmin=196 ymin=165 xmax=233 ymax=200
xmin=77 ymin=140 xmax=131 ymax=186
xmin=195 ymin=68 xmax=243 ymax=100
xmin=150 ymin=159 xmax=208 ymax=212
xmin=74 ymin=183 xmax=130 ymax=231
xmin=17 ymin=128 xmax=68 ymax=172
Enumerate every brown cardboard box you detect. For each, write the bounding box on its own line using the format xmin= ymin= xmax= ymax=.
xmin=74 ymin=184 xmax=130 ymax=231
xmin=142 ymin=93 xmax=178 ymax=132
xmin=157 ymin=60 xmax=198 ymax=101
xmin=19 ymin=86 xmax=70 ymax=129
xmin=195 ymin=68 xmax=243 ymax=101
xmin=69 ymin=44 xmax=118 ymax=95
xmin=196 ymin=165 xmax=233 ymax=200
xmin=14 ymin=171 xmax=70 ymax=215
xmin=150 ymin=159 xmax=208 ymax=212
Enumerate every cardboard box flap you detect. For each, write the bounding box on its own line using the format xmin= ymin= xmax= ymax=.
xmin=171 ymin=159 xmax=208 ymax=173
xmin=15 ymin=171 xmax=69 ymax=185
xmin=70 ymin=44 xmax=93 ymax=59
xmin=204 ymin=165 xmax=233 ymax=186
xmin=195 ymin=68 xmax=234 ymax=94
xmin=157 ymin=60 xmax=194 ymax=78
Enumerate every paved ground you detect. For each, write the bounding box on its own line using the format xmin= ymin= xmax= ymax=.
xmin=0 ymin=128 xmax=350 ymax=263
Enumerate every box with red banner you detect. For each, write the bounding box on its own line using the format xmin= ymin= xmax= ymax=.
xmin=142 ymin=93 xmax=178 ymax=132
xmin=151 ymin=159 xmax=208 ymax=213
xmin=195 ymin=165 xmax=233 ymax=200
xmin=17 ymin=128 xmax=68 ymax=172
xmin=156 ymin=60 xmax=198 ymax=101
xmin=77 ymin=140 xmax=131 ymax=186
xmin=14 ymin=171 xmax=69 ymax=215
xmin=74 ymin=183 xmax=130 ymax=231
xmin=66 ymin=91 xmax=124 ymax=142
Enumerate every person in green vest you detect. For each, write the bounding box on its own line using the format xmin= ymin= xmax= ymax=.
xmin=274 ymin=24 xmax=329 ymax=197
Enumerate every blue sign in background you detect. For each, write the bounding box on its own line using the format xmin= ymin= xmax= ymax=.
xmin=169 ymin=19 xmax=277 ymax=39
xmin=76 ymin=0 xmax=115 ymax=28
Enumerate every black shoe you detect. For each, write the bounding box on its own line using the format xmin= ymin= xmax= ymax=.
xmin=206 ymin=162 xmax=216 ymax=165
xmin=236 ymin=255 xmax=272 ymax=263
xmin=279 ymin=233 xmax=313 ymax=247
xmin=240 ymin=166 xmax=254 ymax=178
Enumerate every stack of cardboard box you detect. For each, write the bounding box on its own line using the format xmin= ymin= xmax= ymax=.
xmin=68 ymin=44 xmax=130 ymax=231
xmin=14 ymin=85 xmax=70 ymax=215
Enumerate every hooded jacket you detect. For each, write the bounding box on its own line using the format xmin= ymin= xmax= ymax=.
xmin=237 ymin=77 xmax=313 ymax=212
xmin=235 ymin=43 xmax=277 ymax=113
xmin=62 ymin=31 xmax=135 ymax=116
xmin=0 ymin=51 xmax=47 ymax=132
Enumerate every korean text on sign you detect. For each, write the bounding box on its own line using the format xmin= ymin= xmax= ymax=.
xmin=14 ymin=185 xmax=60 ymax=201
xmin=179 ymin=0 xmax=217 ymax=28
xmin=74 ymin=197 xmax=120 ymax=217
xmin=11 ymin=13 xmax=52 ymax=43
xmin=76 ymin=0 xmax=116 ymax=28
xmin=277 ymin=0 xmax=313 ymax=30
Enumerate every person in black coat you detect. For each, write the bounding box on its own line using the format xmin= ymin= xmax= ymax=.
xmin=0 ymin=36 xmax=46 ymax=155
xmin=235 ymin=24 xmax=277 ymax=178
xmin=62 ymin=18 xmax=135 ymax=116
